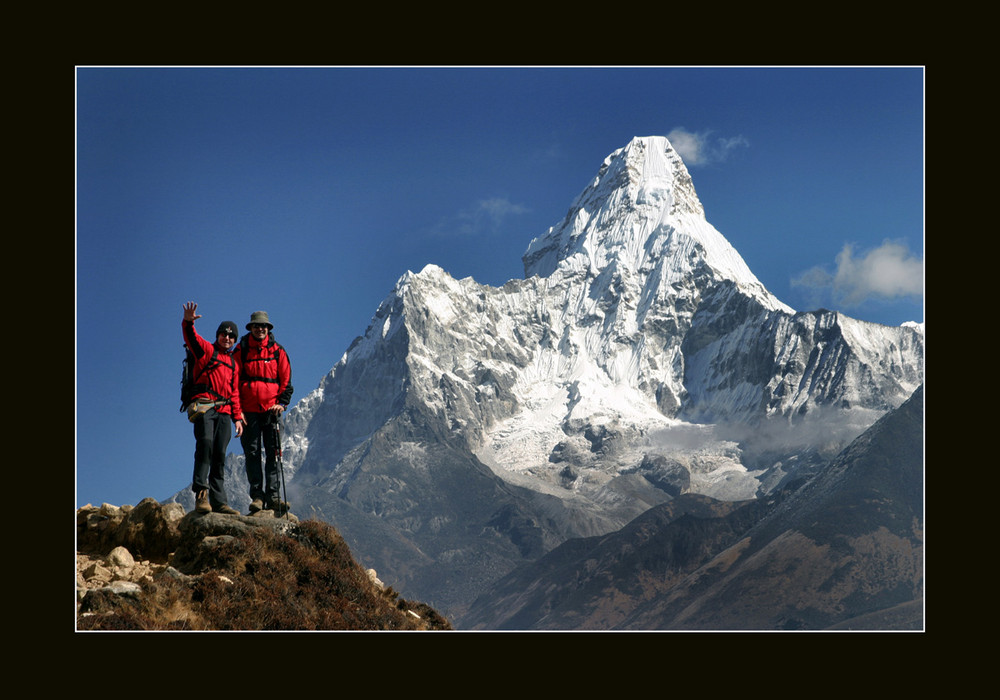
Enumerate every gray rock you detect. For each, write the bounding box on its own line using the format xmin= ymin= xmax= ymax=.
xmin=106 ymin=545 xmax=135 ymax=568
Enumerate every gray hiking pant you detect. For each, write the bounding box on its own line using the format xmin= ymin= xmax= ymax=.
xmin=192 ymin=408 xmax=232 ymax=508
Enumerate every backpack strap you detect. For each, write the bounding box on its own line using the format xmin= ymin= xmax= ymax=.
xmin=239 ymin=334 xmax=285 ymax=385
xmin=191 ymin=347 xmax=234 ymax=403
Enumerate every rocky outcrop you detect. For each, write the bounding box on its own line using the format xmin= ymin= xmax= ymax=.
xmin=77 ymin=498 xmax=186 ymax=562
xmin=76 ymin=498 xmax=302 ymax=604
xmin=76 ymin=498 xmax=447 ymax=630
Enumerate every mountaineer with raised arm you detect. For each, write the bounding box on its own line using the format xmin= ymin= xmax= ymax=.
xmin=181 ymin=301 xmax=243 ymax=515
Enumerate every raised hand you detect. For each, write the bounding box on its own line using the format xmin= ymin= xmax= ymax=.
xmin=183 ymin=301 xmax=203 ymax=323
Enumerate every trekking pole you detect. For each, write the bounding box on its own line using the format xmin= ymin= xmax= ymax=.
xmin=271 ymin=410 xmax=289 ymax=519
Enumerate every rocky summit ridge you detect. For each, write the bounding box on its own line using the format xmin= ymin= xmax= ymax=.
xmin=77 ymin=500 xmax=450 ymax=630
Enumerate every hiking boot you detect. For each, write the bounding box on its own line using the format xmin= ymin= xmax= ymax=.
xmin=195 ymin=490 xmax=211 ymax=514
xmin=249 ymin=498 xmax=264 ymax=513
xmin=213 ymin=504 xmax=239 ymax=515
xmin=268 ymin=498 xmax=290 ymax=515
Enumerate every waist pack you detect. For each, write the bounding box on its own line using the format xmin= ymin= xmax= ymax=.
xmin=186 ymin=399 xmax=228 ymax=423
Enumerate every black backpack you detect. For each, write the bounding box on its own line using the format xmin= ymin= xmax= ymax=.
xmin=179 ymin=344 xmax=233 ymax=412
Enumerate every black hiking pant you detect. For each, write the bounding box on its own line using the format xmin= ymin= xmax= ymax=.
xmin=192 ymin=408 xmax=232 ymax=509
xmin=240 ymin=412 xmax=280 ymax=505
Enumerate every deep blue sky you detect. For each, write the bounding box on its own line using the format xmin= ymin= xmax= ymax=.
xmin=75 ymin=66 xmax=924 ymax=509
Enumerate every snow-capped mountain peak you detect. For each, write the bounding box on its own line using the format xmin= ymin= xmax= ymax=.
xmin=284 ymin=135 xmax=921 ymax=507
xmin=171 ymin=135 xmax=923 ymax=620
xmin=206 ymin=135 xmax=925 ymax=618
xmin=523 ymin=135 xmax=792 ymax=315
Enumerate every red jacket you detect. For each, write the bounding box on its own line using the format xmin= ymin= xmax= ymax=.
xmin=236 ymin=332 xmax=292 ymax=414
xmin=182 ymin=320 xmax=243 ymax=421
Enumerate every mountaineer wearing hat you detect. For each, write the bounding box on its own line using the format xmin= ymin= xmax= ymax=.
xmin=235 ymin=310 xmax=293 ymax=514
xmin=181 ymin=301 xmax=243 ymax=515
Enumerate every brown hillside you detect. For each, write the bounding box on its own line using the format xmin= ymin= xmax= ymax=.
xmin=77 ymin=499 xmax=451 ymax=631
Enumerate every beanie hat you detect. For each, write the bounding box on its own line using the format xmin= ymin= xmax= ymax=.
xmin=216 ymin=321 xmax=239 ymax=339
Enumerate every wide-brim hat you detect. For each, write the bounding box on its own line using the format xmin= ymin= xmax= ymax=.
xmin=247 ymin=310 xmax=273 ymax=330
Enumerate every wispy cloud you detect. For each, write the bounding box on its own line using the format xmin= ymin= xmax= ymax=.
xmin=430 ymin=197 xmax=530 ymax=237
xmin=647 ymin=404 xmax=872 ymax=458
xmin=667 ymin=127 xmax=749 ymax=166
xmin=791 ymin=239 xmax=924 ymax=307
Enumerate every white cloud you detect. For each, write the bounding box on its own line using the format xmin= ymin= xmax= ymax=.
xmin=792 ymin=239 xmax=924 ymax=307
xmin=430 ymin=197 xmax=530 ymax=237
xmin=667 ymin=127 xmax=749 ymax=166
